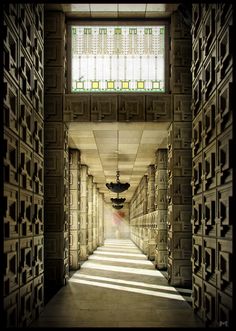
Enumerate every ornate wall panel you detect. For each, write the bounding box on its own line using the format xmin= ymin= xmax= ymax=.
xmin=191 ymin=4 xmax=233 ymax=327
xmin=3 ymin=74 xmax=19 ymax=135
xmin=80 ymin=165 xmax=89 ymax=260
xmin=118 ymin=95 xmax=145 ymax=122
xmin=19 ymin=281 xmax=33 ymax=327
xmin=154 ymin=149 xmax=168 ymax=267
xmin=44 ymin=10 xmax=69 ymax=303
xmin=146 ymin=94 xmax=172 ymax=122
xmin=168 ymin=204 xmax=191 ymax=233
xmin=3 ymin=5 xmax=44 ymax=326
xmin=32 ymin=274 xmax=44 ymax=320
xmin=45 ymin=39 xmax=65 ymax=67
xmin=92 ymin=95 xmax=117 ymax=122
xmin=87 ymin=175 xmax=93 ymax=253
xmin=44 ymin=94 xmax=64 ymax=122
xmin=191 ymin=194 xmax=203 ymax=236
xmin=64 ymin=93 xmax=173 ymax=123
xmin=173 ymin=94 xmax=192 ymax=122
xmin=4 ymin=290 xmax=19 ymax=327
xmin=147 ymin=165 xmax=155 ymax=213
xmin=170 ymin=66 xmax=192 ymax=94
xmin=19 ymin=93 xmax=34 ymax=149
xmin=69 ymin=149 xmax=81 ymax=270
xmin=44 ymin=11 xmax=65 ymax=39
xmin=4 ymin=128 xmax=19 ymax=186
xmin=44 ymin=67 xmax=64 ymax=94
xmin=192 ymin=235 xmax=203 ymax=279
xmin=167 ymin=9 xmax=192 ymax=288
xmin=65 ymin=94 xmax=90 ymax=122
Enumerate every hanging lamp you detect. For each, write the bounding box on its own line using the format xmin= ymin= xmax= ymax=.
xmin=106 ymin=130 xmax=130 ymax=194
xmin=112 ymin=204 xmax=124 ymax=210
xmin=106 ymin=170 xmax=130 ymax=193
xmin=111 ymin=196 xmax=126 ymax=204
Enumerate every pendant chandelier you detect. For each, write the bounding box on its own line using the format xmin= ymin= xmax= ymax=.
xmin=111 ymin=193 xmax=126 ymax=210
xmin=111 ymin=197 xmax=126 ymax=204
xmin=112 ymin=204 xmax=124 ymax=210
xmin=106 ymin=171 xmax=130 ymax=193
xmin=106 ymin=130 xmax=130 ymax=194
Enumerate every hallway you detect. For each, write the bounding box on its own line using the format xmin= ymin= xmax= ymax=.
xmin=31 ymin=239 xmax=204 ymax=328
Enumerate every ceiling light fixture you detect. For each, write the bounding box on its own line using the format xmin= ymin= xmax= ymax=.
xmin=106 ymin=130 xmax=130 ymax=194
xmin=111 ymin=196 xmax=126 ymax=204
xmin=106 ymin=170 xmax=130 ymax=193
xmin=112 ymin=204 xmax=124 ymax=210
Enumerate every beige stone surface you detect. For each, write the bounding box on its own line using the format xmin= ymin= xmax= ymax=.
xmin=31 ymin=239 xmax=204 ymax=328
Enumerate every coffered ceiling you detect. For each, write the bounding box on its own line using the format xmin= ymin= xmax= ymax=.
xmin=45 ymin=3 xmax=179 ymax=18
xmin=68 ymin=122 xmax=169 ymax=204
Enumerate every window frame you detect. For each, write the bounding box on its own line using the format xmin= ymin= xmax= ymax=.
xmin=66 ymin=19 xmax=170 ymax=94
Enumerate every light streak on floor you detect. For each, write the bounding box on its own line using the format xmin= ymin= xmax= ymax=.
xmin=31 ymin=239 xmax=204 ymax=328
xmin=88 ymin=255 xmax=152 ymax=265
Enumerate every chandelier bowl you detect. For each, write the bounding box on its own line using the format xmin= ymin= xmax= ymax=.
xmin=112 ymin=204 xmax=124 ymax=210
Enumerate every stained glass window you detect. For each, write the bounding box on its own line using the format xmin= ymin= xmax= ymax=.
xmin=71 ymin=25 xmax=165 ymax=92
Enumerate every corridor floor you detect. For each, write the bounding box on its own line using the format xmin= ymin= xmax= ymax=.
xmin=31 ymin=239 xmax=204 ymax=328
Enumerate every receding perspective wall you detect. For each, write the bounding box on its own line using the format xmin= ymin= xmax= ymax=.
xmin=1 ymin=4 xmax=234 ymax=329
xmin=191 ymin=4 xmax=233 ymax=327
xmin=3 ymin=4 xmax=44 ymax=327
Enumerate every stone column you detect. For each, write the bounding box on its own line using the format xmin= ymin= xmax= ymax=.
xmin=98 ymin=193 xmax=104 ymax=246
xmin=147 ymin=165 xmax=157 ymax=259
xmin=92 ymin=182 xmax=98 ymax=250
xmin=80 ymin=165 xmax=88 ymax=260
xmin=68 ymin=149 xmax=80 ymax=270
xmin=167 ymin=9 xmax=192 ymax=287
xmin=154 ymin=149 xmax=168 ymax=268
xmin=87 ymin=175 xmax=93 ymax=254
xmin=44 ymin=11 xmax=69 ymax=302
xmin=147 ymin=165 xmax=155 ymax=213
xmin=130 ymin=175 xmax=148 ymax=251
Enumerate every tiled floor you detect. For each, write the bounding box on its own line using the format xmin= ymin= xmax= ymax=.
xmin=31 ymin=239 xmax=204 ymax=328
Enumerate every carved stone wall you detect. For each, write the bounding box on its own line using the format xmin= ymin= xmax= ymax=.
xmin=191 ymin=4 xmax=233 ymax=327
xmin=3 ymin=4 xmax=44 ymax=327
xmin=69 ymin=149 xmax=80 ymax=270
xmin=147 ymin=165 xmax=156 ymax=213
xmin=167 ymin=9 xmax=193 ymax=288
xmin=130 ymin=176 xmax=147 ymax=251
xmin=147 ymin=165 xmax=157 ymax=260
xmin=87 ymin=175 xmax=93 ymax=254
xmin=80 ymin=165 xmax=88 ymax=260
xmin=154 ymin=149 xmax=168 ymax=268
xmin=92 ymin=182 xmax=98 ymax=250
xmin=64 ymin=93 xmax=172 ymax=122
xmin=98 ymin=193 xmax=105 ymax=246
xmin=44 ymin=10 xmax=69 ymax=303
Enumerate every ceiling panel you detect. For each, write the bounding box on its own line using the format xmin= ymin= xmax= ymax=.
xmin=118 ymin=11 xmax=146 ymax=18
xmin=70 ymin=4 xmax=90 ymax=11
xmin=90 ymin=4 xmax=118 ymax=11
xmin=146 ymin=4 xmax=166 ymax=11
xmin=68 ymin=122 xmax=169 ymax=204
xmin=45 ymin=3 xmax=179 ymax=19
xmin=118 ymin=4 xmax=147 ymax=11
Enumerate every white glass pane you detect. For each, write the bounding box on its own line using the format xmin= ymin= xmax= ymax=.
xmin=71 ymin=25 xmax=165 ymax=92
